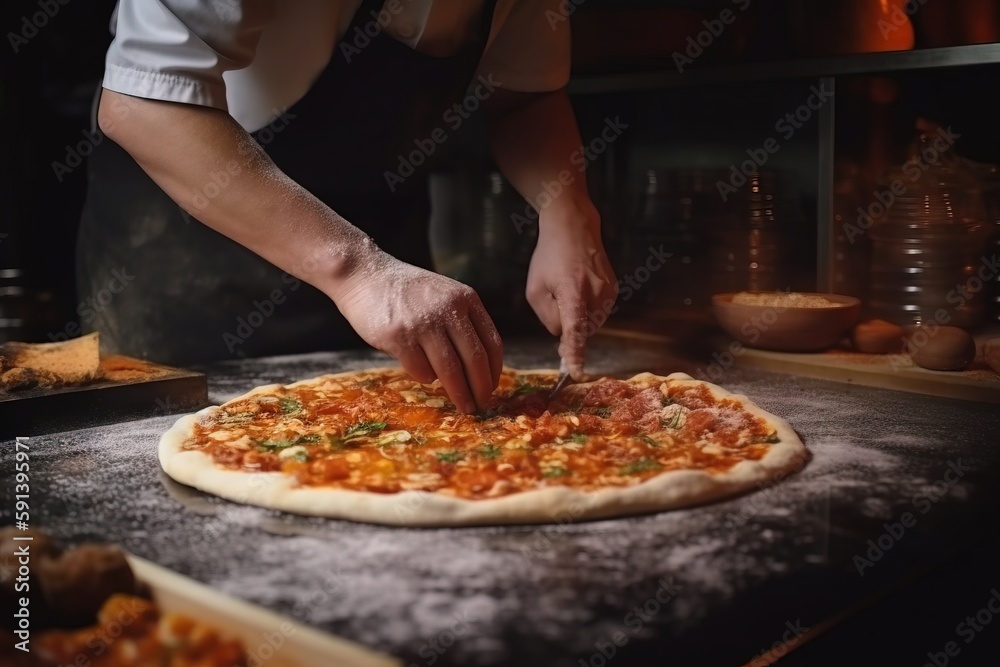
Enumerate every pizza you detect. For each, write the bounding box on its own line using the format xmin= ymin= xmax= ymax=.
xmin=159 ymin=368 xmax=807 ymax=526
xmin=21 ymin=595 xmax=249 ymax=667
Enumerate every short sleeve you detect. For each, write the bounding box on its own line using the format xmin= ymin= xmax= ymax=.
xmin=102 ymin=0 xmax=275 ymax=112
xmin=475 ymin=0 xmax=571 ymax=93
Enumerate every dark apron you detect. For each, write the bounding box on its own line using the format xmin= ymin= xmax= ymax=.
xmin=77 ymin=0 xmax=497 ymax=365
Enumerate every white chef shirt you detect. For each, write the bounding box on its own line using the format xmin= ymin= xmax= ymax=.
xmin=102 ymin=0 xmax=570 ymax=132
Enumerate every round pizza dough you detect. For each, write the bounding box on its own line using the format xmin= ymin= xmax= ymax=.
xmin=159 ymin=369 xmax=808 ymax=527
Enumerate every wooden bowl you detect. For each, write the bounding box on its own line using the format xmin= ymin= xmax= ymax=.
xmin=711 ymin=292 xmax=861 ymax=352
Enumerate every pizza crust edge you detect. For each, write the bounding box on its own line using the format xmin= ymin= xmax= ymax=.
xmin=158 ymin=368 xmax=808 ymax=527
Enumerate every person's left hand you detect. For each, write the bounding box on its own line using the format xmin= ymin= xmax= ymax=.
xmin=525 ymin=203 xmax=618 ymax=379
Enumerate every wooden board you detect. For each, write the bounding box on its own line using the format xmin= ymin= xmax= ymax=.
xmin=708 ymin=336 xmax=1000 ymax=404
xmin=594 ymin=326 xmax=1000 ymax=404
xmin=0 ymin=356 xmax=208 ymax=438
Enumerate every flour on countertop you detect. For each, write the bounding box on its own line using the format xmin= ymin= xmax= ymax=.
xmin=3 ymin=338 xmax=997 ymax=667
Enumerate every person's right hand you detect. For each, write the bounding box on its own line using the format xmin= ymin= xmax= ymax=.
xmin=93 ymin=91 xmax=500 ymax=403
xmin=331 ymin=249 xmax=503 ymax=414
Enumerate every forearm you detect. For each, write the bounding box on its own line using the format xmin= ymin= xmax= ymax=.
xmin=97 ymin=90 xmax=376 ymax=299
xmin=97 ymin=91 xmax=502 ymax=410
xmin=485 ymin=89 xmax=598 ymax=226
xmin=485 ymin=89 xmax=617 ymax=376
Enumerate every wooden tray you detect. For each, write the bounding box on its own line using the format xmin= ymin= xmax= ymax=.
xmin=594 ymin=327 xmax=1000 ymax=404
xmin=125 ymin=554 xmax=401 ymax=667
xmin=708 ymin=335 xmax=1000 ymax=404
xmin=0 ymin=356 xmax=208 ymax=438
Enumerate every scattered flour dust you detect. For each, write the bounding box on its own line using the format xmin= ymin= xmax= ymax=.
xmin=724 ymin=376 xmax=970 ymax=521
xmin=15 ymin=344 xmax=990 ymax=667
xmin=205 ymin=530 xmax=521 ymax=660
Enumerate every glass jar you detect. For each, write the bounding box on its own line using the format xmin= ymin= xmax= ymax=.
xmin=708 ymin=169 xmax=799 ymax=295
xmin=832 ymin=159 xmax=872 ymax=302
xmin=867 ymin=162 xmax=991 ymax=328
xmin=621 ymin=168 xmax=716 ymax=312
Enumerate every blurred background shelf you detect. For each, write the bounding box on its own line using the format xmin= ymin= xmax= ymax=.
xmin=5 ymin=0 xmax=1000 ymax=352
xmin=596 ymin=325 xmax=1000 ymax=404
xmin=570 ymin=43 xmax=1000 ymax=93
xmin=709 ymin=337 xmax=1000 ymax=404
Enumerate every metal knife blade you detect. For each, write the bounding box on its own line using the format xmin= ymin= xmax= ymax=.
xmin=548 ymin=358 xmax=571 ymax=402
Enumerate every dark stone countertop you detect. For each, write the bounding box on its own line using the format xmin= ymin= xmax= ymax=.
xmin=2 ymin=337 xmax=999 ymax=666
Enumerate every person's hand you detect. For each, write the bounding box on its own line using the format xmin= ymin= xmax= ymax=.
xmin=331 ymin=248 xmax=503 ymax=413
xmin=526 ymin=204 xmax=618 ymax=379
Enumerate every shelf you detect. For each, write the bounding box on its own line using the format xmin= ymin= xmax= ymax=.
xmin=568 ymin=42 xmax=1000 ymax=94
xmin=708 ymin=335 xmax=1000 ymax=405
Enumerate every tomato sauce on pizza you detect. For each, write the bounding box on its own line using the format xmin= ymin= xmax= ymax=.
xmin=181 ymin=370 xmax=778 ymax=500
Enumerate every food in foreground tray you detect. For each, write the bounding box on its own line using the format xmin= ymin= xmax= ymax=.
xmin=0 ymin=332 xmax=100 ymax=391
xmin=0 ymin=332 xmax=172 ymax=392
xmin=0 ymin=527 xmax=142 ymax=629
xmin=0 ymin=527 xmax=249 ymax=667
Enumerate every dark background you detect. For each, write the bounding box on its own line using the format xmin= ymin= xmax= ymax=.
xmin=2 ymin=0 xmax=119 ymax=340
xmin=2 ymin=0 xmax=1000 ymax=342
xmin=1 ymin=2 xmax=999 ymax=664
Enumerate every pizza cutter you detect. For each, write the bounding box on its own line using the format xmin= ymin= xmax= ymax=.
xmin=548 ymin=358 xmax=572 ymax=402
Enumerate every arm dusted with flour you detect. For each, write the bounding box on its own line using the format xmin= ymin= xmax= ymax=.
xmin=99 ymin=90 xmax=502 ymax=413
xmin=485 ymin=88 xmax=618 ymax=379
